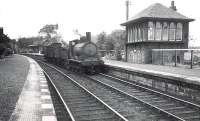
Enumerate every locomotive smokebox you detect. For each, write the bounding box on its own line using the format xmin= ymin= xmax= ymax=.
xmin=86 ymin=32 xmax=91 ymax=41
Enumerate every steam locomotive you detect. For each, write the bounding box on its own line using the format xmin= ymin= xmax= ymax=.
xmin=44 ymin=32 xmax=104 ymax=74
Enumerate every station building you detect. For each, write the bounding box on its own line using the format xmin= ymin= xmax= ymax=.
xmin=121 ymin=1 xmax=194 ymax=64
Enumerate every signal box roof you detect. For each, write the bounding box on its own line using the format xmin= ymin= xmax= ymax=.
xmin=121 ymin=3 xmax=194 ymax=26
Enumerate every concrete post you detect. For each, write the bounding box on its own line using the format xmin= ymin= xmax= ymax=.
xmin=175 ymin=50 xmax=177 ymax=67
xmin=191 ymin=50 xmax=193 ymax=69
xmin=162 ymin=50 xmax=164 ymax=65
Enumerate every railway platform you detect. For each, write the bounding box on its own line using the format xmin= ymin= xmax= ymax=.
xmin=0 ymin=55 xmax=29 ymax=121
xmin=104 ymin=59 xmax=200 ymax=86
xmin=0 ymin=54 xmax=57 ymax=121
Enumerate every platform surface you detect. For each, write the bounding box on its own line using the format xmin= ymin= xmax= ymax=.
xmin=104 ymin=59 xmax=200 ymax=85
xmin=0 ymin=55 xmax=30 ymax=121
xmin=9 ymin=56 xmax=57 ymax=121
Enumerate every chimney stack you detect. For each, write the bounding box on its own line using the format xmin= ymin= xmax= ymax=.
xmin=0 ymin=27 xmax=3 ymax=35
xmin=170 ymin=1 xmax=177 ymax=11
xmin=86 ymin=32 xmax=91 ymax=41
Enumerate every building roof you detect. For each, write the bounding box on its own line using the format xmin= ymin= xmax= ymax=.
xmin=121 ymin=3 xmax=194 ymax=26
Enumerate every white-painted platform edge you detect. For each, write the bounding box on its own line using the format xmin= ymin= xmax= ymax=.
xmin=9 ymin=56 xmax=57 ymax=121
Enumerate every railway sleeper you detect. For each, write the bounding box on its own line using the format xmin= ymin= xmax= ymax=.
xmin=65 ymin=93 xmax=88 ymax=97
xmin=74 ymin=112 xmax=117 ymax=121
xmin=67 ymin=103 xmax=99 ymax=108
xmin=72 ymin=109 xmax=111 ymax=116
xmin=82 ymin=118 xmax=120 ymax=121
xmin=135 ymin=106 xmax=147 ymax=111
xmin=129 ymin=90 xmax=141 ymax=93
xmin=175 ymin=111 xmax=200 ymax=118
xmin=66 ymin=100 xmax=99 ymax=106
xmin=164 ymin=106 xmax=186 ymax=111
xmin=182 ymin=115 xmax=200 ymax=121
xmin=132 ymin=93 xmax=155 ymax=97
xmin=69 ymin=99 xmax=98 ymax=104
xmin=140 ymin=97 xmax=163 ymax=101
xmin=146 ymin=99 xmax=169 ymax=104
xmin=131 ymin=92 xmax=149 ymax=95
xmin=64 ymin=89 xmax=88 ymax=93
xmin=136 ymin=95 xmax=158 ymax=99
xmin=145 ymin=114 xmax=169 ymax=120
xmin=65 ymin=97 xmax=94 ymax=102
xmin=72 ymin=106 xmax=109 ymax=113
xmin=65 ymin=95 xmax=90 ymax=99
xmin=148 ymin=100 xmax=169 ymax=104
xmin=123 ymin=114 xmax=164 ymax=121
xmin=156 ymin=103 xmax=176 ymax=108
xmin=103 ymin=95 xmax=125 ymax=101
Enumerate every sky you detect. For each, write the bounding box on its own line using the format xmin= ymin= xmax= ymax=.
xmin=0 ymin=0 xmax=199 ymax=46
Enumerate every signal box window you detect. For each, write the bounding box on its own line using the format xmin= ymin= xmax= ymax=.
xmin=148 ymin=21 xmax=154 ymax=40
xmin=169 ymin=22 xmax=176 ymax=41
xmin=155 ymin=22 xmax=162 ymax=40
xmin=176 ymin=23 xmax=182 ymax=41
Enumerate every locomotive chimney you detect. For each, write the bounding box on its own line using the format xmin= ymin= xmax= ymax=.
xmin=86 ymin=32 xmax=91 ymax=41
xmin=0 ymin=27 xmax=3 ymax=35
xmin=170 ymin=1 xmax=177 ymax=11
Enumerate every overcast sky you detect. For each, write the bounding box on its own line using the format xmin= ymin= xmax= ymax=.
xmin=0 ymin=0 xmax=199 ymax=46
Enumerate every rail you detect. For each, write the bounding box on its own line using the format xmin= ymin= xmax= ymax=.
xmin=86 ymin=74 xmax=186 ymax=121
xmin=95 ymin=73 xmax=200 ymax=121
xmin=100 ymin=73 xmax=200 ymax=109
xmin=42 ymin=69 xmax=76 ymax=121
xmin=39 ymin=60 xmax=128 ymax=121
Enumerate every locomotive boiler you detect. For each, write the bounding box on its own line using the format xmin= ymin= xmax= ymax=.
xmin=44 ymin=32 xmax=104 ymax=74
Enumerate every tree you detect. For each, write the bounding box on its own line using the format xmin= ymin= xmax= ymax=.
xmin=0 ymin=34 xmax=12 ymax=56
xmin=17 ymin=37 xmax=31 ymax=49
xmin=39 ymin=24 xmax=59 ymax=45
xmin=96 ymin=30 xmax=126 ymax=51
xmin=188 ymin=34 xmax=200 ymax=48
xmin=17 ymin=37 xmax=43 ymax=49
xmin=104 ymin=36 xmax=114 ymax=51
xmin=109 ymin=30 xmax=126 ymax=51
xmin=96 ymin=32 xmax=107 ymax=50
xmin=39 ymin=24 xmax=58 ymax=37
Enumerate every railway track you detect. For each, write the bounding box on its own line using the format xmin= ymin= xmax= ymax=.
xmin=43 ymin=71 xmax=75 ymax=121
xmin=37 ymin=59 xmax=200 ymax=121
xmin=39 ymin=62 xmax=128 ymax=121
xmin=38 ymin=61 xmax=175 ymax=121
xmin=89 ymin=73 xmax=200 ymax=121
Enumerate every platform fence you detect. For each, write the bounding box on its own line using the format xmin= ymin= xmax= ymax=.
xmin=98 ymin=50 xmax=125 ymax=61
xmin=152 ymin=49 xmax=200 ymax=69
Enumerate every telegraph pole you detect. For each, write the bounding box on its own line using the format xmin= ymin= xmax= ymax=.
xmin=126 ymin=0 xmax=131 ymax=21
xmin=125 ymin=0 xmax=131 ymax=61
